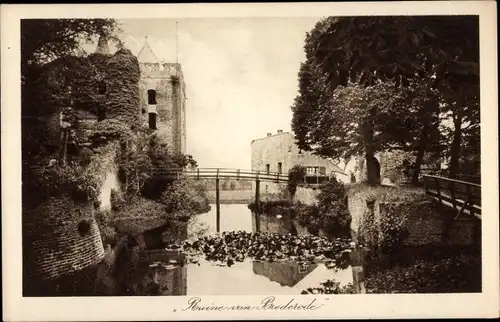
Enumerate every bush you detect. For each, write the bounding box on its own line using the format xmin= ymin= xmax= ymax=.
xmin=160 ymin=179 xmax=211 ymax=218
xmin=298 ymin=177 xmax=351 ymax=238
xmin=365 ymin=254 xmax=481 ymax=293
xmin=31 ymin=162 xmax=103 ymax=205
xmin=94 ymin=209 xmax=117 ymax=245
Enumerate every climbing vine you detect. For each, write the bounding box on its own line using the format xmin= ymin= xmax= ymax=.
xmin=104 ymin=49 xmax=141 ymax=126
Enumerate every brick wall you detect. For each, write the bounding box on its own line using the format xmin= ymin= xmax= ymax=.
xmin=348 ymin=191 xmax=477 ymax=248
xmin=23 ymin=195 xmax=105 ymax=281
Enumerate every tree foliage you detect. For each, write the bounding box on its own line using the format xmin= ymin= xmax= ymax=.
xmin=292 ymin=16 xmax=480 ymax=181
xmin=21 ymin=19 xmax=121 ymax=71
xmin=306 ymin=16 xmax=478 ymax=92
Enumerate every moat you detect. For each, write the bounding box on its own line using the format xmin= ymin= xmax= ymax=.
xmin=107 ymin=204 xmax=355 ymax=296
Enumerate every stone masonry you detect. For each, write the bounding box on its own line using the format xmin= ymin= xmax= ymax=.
xmin=251 ymin=130 xmax=346 ymax=194
xmin=23 ymin=195 xmax=105 ymax=280
xmin=137 ymin=39 xmax=187 ymax=154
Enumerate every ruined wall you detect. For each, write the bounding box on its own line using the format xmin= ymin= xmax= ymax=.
xmin=105 ymin=49 xmax=141 ymax=126
xmin=23 ymin=195 xmax=105 ymax=280
xmin=22 ymin=49 xmax=141 ymax=291
xmin=348 ymin=190 xmax=477 ymax=248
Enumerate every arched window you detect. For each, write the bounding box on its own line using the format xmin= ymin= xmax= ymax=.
xmin=147 ymin=89 xmax=157 ymax=105
xmin=277 ymin=162 xmax=282 ymax=174
xmin=266 ymin=164 xmax=270 ymax=174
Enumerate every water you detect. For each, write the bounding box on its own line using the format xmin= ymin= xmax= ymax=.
xmin=131 ymin=204 xmax=354 ymax=295
xmin=188 ymin=204 xmax=254 ymax=237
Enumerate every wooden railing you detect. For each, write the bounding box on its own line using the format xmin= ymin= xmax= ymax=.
xmin=422 ymin=174 xmax=481 ymax=219
xmin=151 ymin=168 xmax=290 ymax=183
xmin=419 ymin=169 xmax=481 ymax=184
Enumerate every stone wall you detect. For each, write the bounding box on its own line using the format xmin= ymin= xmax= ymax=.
xmin=140 ymin=63 xmax=186 ymax=154
xmin=251 ymin=131 xmax=344 ymax=177
xmin=23 ymin=195 xmax=105 ymax=281
xmin=348 ymin=191 xmax=478 ymax=248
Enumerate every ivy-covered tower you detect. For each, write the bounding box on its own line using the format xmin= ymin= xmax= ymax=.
xmin=137 ymin=37 xmax=187 ymax=154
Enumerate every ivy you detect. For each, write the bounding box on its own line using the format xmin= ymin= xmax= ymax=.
xmin=31 ymin=161 xmax=103 ymax=204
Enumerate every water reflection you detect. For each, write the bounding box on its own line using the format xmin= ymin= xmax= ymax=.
xmin=134 ymin=255 xmax=352 ymax=296
xmin=189 ymin=204 xmax=311 ymax=237
xmin=112 ymin=204 xmax=354 ymax=296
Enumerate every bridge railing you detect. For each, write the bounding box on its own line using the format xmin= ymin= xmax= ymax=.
xmin=419 ymin=169 xmax=481 ymax=184
xmin=150 ymin=167 xmax=290 ymax=182
xmin=422 ymin=174 xmax=481 ymax=219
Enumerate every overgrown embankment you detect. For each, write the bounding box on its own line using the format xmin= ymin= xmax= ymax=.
xmin=346 ymin=183 xmax=481 ymax=293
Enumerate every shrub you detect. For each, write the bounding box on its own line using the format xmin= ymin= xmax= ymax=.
xmin=160 ymin=179 xmax=211 ymax=218
xmin=298 ymin=177 xmax=351 ymax=238
xmin=365 ymin=254 xmax=481 ymax=293
xmin=31 ymin=162 xmax=103 ymax=204
xmin=94 ymin=209 xmax=117 ymax=245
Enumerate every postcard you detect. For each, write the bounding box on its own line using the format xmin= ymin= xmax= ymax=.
xmin=1 ymin=1 xmax=499 ymax=321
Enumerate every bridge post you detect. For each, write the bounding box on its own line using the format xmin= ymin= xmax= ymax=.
xmin=216 ymin=177 xmax=221 ymax=233
xmin=255 ymin=179 xmax=261 ymax=233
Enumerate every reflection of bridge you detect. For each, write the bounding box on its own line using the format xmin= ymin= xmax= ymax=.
xmin=153 ymin=168 xmax=288 ymax=233
xmin=422 ymin=175 xmax=481 ymax=219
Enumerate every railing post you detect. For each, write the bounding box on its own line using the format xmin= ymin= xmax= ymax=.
xmin=197 ymin=168 xmax=200 ymax=180
xmin=255 ymin=179 xmax=261 ymax=233
xmin=216 ymin=177 xmax=221 ymax=233
xmin=237 ymin=169 xmax=240 ymax=181
xmin=449 ymin=181 xmax=457 ymax=211
xmin=435 ymin=177 xmax=443 ymax=205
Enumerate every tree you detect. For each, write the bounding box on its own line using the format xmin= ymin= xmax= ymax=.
xmin=293 ymin=16 xmax=479 ymax=181
xmin=292 ymin=59 xmax=440 ymax=184
xmin=22 ymin=19 xmax=121 ymax=72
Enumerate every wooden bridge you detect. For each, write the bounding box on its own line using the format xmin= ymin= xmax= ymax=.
xmin=422 ymin=174 xmax=481 ymax=219
xmin=151 ymin=168 xmax=290 ymax=183
xmin=153 ymin=167 xmax=289 ymax=233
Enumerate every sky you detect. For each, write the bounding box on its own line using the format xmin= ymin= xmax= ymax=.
xmin=85 ymin=18 xmax=320 ymax=169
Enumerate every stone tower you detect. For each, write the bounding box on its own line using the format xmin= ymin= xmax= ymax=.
xmin=137 ymin=37 xmax=187 ymax=154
